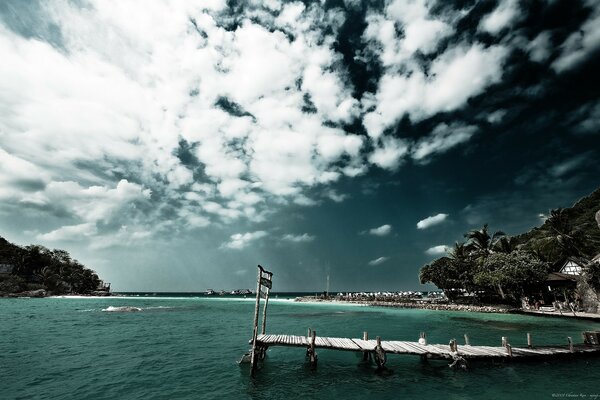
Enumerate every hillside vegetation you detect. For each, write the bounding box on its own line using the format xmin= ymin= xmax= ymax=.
xmin=0 ymin=236 xmax=104 ymax=296
xmin=420 ymin=186 xmax=600 ymax=304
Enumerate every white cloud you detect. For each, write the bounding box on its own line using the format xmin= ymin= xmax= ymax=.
xmin=282 ymin=233 xmax=315 ymax=243
xmin=412 ymin=123 xmax=478 ymax=162
xmin=325 ymin=189 xmax=348 ymax=203
xmin=0 ymin=1 xmax=375 ymax=247
xmin=527 ymin=31 xmax=552 ymax=63
xmin=368 ymin=224 xmax=392 ymax=236
xmin=37 ymin=223 xmax=97 ymax=242
xmin=363 ymin=43 xmax=508 ymax=137
xmin=478 ymin=0 xmax=522 ymax=35
xmin=486 ymin=109 xmax=507 ymax=124
xmin=368 ymin=256 xmax=389 ymax=266
xmin=221 ymin=231 xmax=268 ymax=250
xmin=368 ymin=137 xmax=409 ymax=170
xmin=552 ymin=3 xmax=600 ymax=73
xmin=425 ymin=245 xmax=447 ymax=256
xmin=417 ymin=213 xmax=448 ymax=229
xmin=550 ymin=154 xmax=591 ymax=177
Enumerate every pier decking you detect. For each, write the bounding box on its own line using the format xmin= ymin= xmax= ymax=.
xmin=244 ymin=265 xmax=600 ymax=374
xmin=252 ymin=333 xmax=600 ymax=360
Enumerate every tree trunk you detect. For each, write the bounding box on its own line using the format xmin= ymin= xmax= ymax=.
xmin=497 ymin=284 xmax=506 ymax=299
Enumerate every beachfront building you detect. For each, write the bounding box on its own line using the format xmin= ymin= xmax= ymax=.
xmin=559 ymin=257 xmax=587 ymax=276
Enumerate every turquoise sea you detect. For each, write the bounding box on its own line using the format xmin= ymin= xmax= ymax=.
xmin=3 ymin=294 xmax=600 ymax=400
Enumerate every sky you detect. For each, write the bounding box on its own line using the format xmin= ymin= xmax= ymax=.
xmin=0 ymin=0 xmax=599 ymax=292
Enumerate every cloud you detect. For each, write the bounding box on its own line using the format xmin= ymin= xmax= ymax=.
xmin=368 ymin=137 xmax=409 ymax=170
xmin=368 ymin=224 xmax=392 ymax=236
xmin=411 ymin=123 xmax=478 ymax=162
xmin=478 ymin=0 xmax=522 ymax=35
xmin=325 ymin=189 xmax=348 ymax=203
xmin=368 ymin=256 xmax=388 ymax=266
xmin=552 ymin=2 xmax=600 ymax=73
xmin=0 ymin=1 xmax=374 ymax=247
xmin=37 ymin=223 xmax=98 ymax=242
xmin=527 ymin=31 xmax=552 ymax=63
xmin=425 ymin=245 xmax=447 ymax=256
xmin=363 ymin=43 xmax=508 ymax=137
xmin=282 ymin=233 xmax=315 ymax=243
xmin=221 ymin=231 xmax=268 ymax=250
xmin=550 ymin=154 xmax=592 ymax=177
xmin=417 ymin=213 xmax=448 ymax=229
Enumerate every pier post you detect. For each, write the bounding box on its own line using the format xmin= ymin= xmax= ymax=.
xmin=374 ymin=336 xmax=386 ymax=369
xmin=464 ymin=334 xmax=470 ymax=346
xmin=568 ymin=337 xmax=574 ymax=353
xmin=261 ymin=284 xmax=270 ymax=335
xmin=250 ymin=266 xmax=263 ymax=375
xmin=527 ymin=333 xmax=532 ymax=348
xmin=362 ymin=331 xmax=371 ymax=361
xmin=450 ymin=339 xmax=457 ymax=352
xmin=307 ymin=330 xmax=318 ymax=366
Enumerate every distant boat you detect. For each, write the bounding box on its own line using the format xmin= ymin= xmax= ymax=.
xmin=205 ymin=289 xmax=215 ymax=295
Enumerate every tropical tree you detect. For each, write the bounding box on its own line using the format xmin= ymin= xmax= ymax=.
xmin=473 ymin=251 xmax=550 ymax=303
xmin=419 ymin=242 xmax=479 ymax=298
xmin=464 ymin=224 xmax=506 ymax=255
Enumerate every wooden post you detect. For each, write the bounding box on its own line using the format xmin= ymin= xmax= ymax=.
xmin=309 ymin=330 xmax=317 ymax=366
xmin=374 ymin=336 xmax=386 ymax=368
xmin=308 ymin=327 xmax=312 ymax=338
xmin=464 ymin=334 xmax=470 ymax=346
xmin=568 ymin=337 xmax=574 ymax=353
xmin=506 ymin=343 xmax=513 ymax=357
xmin=527 ymin=332 xmax=532 ymax=348
xmin=250 ymin=266 xmax=263 ymax=375
xmin=362 ymin=331 xmax=370 ymax=361
xmin=261 ymin=284 xmax=270 ymax=334
xmin=449 ymin=339 xmax=457 ymax=352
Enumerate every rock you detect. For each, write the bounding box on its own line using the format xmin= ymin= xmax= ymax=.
xmin=26 ymin=289 xmax=46 ymax=297
xmin=596 ymin=209 xmax=600 ymax=229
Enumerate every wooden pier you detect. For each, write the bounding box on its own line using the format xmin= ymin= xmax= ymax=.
xmin=242 ymin=265 xmax=600 ymax=374
xmin=251 ymin=332 xmax=600 ymax=360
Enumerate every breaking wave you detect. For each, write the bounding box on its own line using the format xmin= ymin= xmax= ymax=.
xmin=102 ymin=306 xmax=143 ymax=312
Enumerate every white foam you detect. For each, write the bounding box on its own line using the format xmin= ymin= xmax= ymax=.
xmin=102 ymin=306 xmax=143 ymax=312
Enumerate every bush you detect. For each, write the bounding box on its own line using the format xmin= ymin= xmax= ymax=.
xmin=0 ymin=275 xmax=26 ymax=293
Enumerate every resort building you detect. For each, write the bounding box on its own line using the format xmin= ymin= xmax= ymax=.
xmin=558 ymin=257 xmax=588 ymax=276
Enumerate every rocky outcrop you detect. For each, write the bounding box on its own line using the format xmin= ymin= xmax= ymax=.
xmin=596 ymin=209 xmax=600 ymax=229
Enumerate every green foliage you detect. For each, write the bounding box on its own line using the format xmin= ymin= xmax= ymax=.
xmin=473 ymin=252 xmax=550 ymax=302
xmin=419 ymin=186 xmax=600 ymax=304
xmin=0 ymin=236 xmax=102 ymax=295
xmin=586 ymin=262 xmax=600 ymax=292
xmin=516 ymin=188 xmax=600 ymax=265
xmin=0 ymin=275 xmax=26 ymax=293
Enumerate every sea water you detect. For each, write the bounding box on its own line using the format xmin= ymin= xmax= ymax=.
xmin=2 ymin=295 xmax=600 ymax=400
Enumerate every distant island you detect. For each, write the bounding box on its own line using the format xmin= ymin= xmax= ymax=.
xmin=0 ymin=236 xmax=109 ymax=297
xmin=299 ymin=187 xmax=600 ymax=316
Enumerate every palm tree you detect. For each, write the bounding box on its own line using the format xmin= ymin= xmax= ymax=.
xmin=543 ymin=208 xmax=587 ymax=260
xmin=493 ymin=236 xmax=517 ymax=254
xmin=465 ymin=224 xmax=506 ymax=258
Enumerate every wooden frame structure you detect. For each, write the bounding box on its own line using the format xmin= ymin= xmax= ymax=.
xmin=249 ymin=264 xmax=273 ymax=375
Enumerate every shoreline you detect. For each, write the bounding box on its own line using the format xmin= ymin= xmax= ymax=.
xmin=294 ymin=296 xmax=515 ymax=313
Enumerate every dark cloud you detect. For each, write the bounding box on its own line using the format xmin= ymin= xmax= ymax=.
xmin=0 ymin=0 xmax=65 ymax=49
